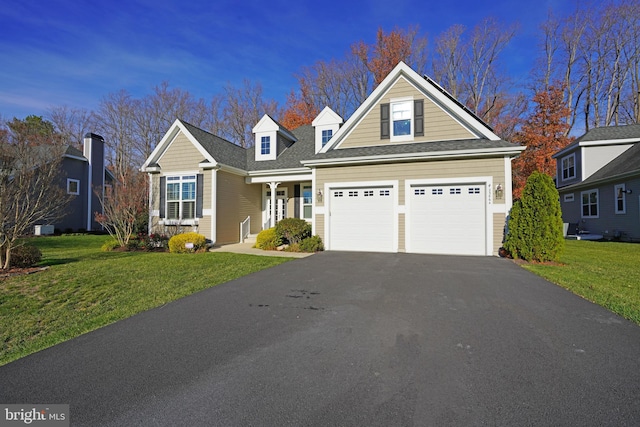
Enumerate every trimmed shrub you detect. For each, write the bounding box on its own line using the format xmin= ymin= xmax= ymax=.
xmin=299 ymin=235 xmax=324 ymax=252
xmin=275 ymin=218 xmax=311 ymax=245
xmin=255 ymin=228 xmax=282 ymax=250
xmin=101 ymin=239 xmax=120 ymax=252
xmin=504 ymin=171 xmax=564 ymax=262
xmin=10 ymin=245 xmax=42 ymax=268
xmin=168 ymin=232 xmax=207 ymax=253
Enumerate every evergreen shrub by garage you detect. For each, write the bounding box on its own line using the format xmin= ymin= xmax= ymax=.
xmin=504 ymin=171 xmax=564 ymax=262
xmin=254 ymin=228 xmax=281 ymax=250
xmin=299 ymin=235 xmax=324 ymax=252
xmin=275 ymin=218 xmax=311 ymax=245
xmin=168 ymin=232 xmax=207 ymax=253
xmin=10 ymin=244 xmax=42 ymax=268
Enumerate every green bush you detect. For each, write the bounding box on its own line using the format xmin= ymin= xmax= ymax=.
xmin=168 ymin=232 xmax=207 ymax=253
xmin=275 ymin=218 xmax=311 ymax=245
xmin=101 ymin=239 xmax=120 ymax=252
xmin=254 ymin=228 xmax=282 ymax=250
xmin=299 ymin=235 xmax=324 ymax=252
xmin=504 ymin=171 xmax=564 ymax=262
xmin=10 ymin=244 xmax=42 ymax=268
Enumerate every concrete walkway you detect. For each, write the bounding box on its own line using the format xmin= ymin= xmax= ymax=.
xmin=209 ymin=241 xmax=314 ymax=258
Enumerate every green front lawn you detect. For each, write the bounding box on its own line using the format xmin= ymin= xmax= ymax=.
xmin=523 ymin=240 xmax=640 ymax=325
xmin=0 ymin=235 xmax=293 ymax=366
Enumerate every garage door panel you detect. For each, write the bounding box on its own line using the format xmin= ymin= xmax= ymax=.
xmin=408 ymin=184 xmax=486 ymax=255
xmin=329 ymin=187 xmax=394 ymax=252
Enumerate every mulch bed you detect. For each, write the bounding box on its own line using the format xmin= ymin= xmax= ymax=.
xmin=0 ymin=266 xmax=50 ymax=280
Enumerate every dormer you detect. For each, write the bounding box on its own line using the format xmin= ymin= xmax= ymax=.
xmin=252 ymin=114 xmax=297 ymax=161
xmin=312 ymin=106 xmax=343 ymax=153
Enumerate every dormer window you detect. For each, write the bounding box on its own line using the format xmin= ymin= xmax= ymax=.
xmin=261 ymin=136 xmax=271 ymax=155
xmin=321 ymin=130 xmax=333 ymax=146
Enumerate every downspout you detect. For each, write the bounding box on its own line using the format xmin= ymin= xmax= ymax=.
xmin=211 ymin=167 xmax=218 ymax=246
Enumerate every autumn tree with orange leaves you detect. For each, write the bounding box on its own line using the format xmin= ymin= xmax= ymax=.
xmin=512 ymin=84 xmax=573 ymax=199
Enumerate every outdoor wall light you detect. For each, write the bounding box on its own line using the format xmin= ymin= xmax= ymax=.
xmin=316 ymin=189 xmax=323 ymax=203
xmin=617 ymin=187 xmax=633 ymax=198
xmin=495 ymin=183 xmax=503 ymax=200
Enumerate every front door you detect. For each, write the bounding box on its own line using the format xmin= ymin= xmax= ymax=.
xmin=266 ymin=189 xmax=287 ymax=227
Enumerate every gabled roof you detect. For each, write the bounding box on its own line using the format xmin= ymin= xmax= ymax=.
xmin=246 ymin=125 xmax=314 ymax=172
xmin=554 ymin=124 xmax=640 ymax=158
xmin=180 ymin=121 xmax=247 ymax=170
xmin=561 ymin=142 xmax=640 ymax=190
xmin=320 ymin=61 xmax=502 ymax=154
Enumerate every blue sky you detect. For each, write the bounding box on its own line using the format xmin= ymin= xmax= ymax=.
xmin=0 ymin=0 xmax=574 ymax=121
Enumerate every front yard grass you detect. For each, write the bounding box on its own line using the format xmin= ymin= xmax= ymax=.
xmin=523 ymin=240 xmax=640 ymax=325
xmin=0 ymin=235 xmax=293 ymax=366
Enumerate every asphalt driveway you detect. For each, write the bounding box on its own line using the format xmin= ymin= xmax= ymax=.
xmin=2 ymin=252 xmax=640 ymax=426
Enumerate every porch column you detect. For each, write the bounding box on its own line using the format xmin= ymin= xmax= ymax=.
xmin=268 ymin=181 xmax=280 ymax=228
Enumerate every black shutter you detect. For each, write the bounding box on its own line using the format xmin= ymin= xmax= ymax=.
xmin=196 ymin=174 xmax=204 ymax=218
xmin=380 ymin=103 xmax=390 ymax=139
xmin=414 ymin=99 xmax=424 ymax=137
xmin=159 ymin=176 xmax=166 ymax=218
xmin=294 ymin=184 xmax=300 ymax=218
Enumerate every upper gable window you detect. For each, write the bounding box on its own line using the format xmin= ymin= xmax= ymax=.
xmin=381 ymin=99 xmax=424 ymax=141
xmin=261 ymin=136 xmax=271 ymax=155
xmin=562 ymin=154 xmax=575 ymax=180
xmin=321 ymin=129 xmax=333 ymax=146
xmin=392 ymin=101 xmax=412 ymax=137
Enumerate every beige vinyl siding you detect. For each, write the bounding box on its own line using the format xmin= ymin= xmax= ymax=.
xmin=398 ymin=213 xmax=406 ymax=252
xmin=197 ymin=171 xmax=213 ymax=239
xmin=149 ymin=174 xmax=162 ymax=234
xmin=216 ymin=171 xmax=262 ymax=244
xmin=158 ymin=132 xmax=203 ymax=170
xmin=315 ymin=214 xmax=325 ymax=240
xmin=493 ymin=213 xmax=507 ymax=256
xmin=339 ymin=77 xmax=475 ymax=149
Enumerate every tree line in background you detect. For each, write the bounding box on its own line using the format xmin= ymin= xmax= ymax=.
xmin=1 ymin=0 xmax=639 ymax=200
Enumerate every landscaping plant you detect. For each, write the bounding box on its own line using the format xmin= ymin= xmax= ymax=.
xmin=254 ymin=228 xmax=282 ymax=250
xmin=504 ymin=171 xmax=564 ymax=262
xmin=168 ymin=232 xmax=207 ymax=253
xmin=275 ymin=218 xmax=311 ymax=245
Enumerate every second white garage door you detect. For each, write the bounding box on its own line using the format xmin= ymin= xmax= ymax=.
xmin=407 ymin=183 xmax=487 ymax=255
xmin=329 ymin=186 xmax=395 ymax=252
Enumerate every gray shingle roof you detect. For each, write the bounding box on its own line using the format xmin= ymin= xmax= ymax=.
xmin=308 ymin=138 xmax=518 ymax=161
xmin=559 ymin=123 xmax=640 ymax=154
xmin=180 ymin=120 xmax=247 ymax=170
xmin=246 ymin=125 xmax=315 ymax=171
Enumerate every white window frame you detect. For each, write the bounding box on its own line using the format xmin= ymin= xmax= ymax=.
xmin=581 ymin=189 xmax=599 ymax=218
xmin=561 ymin=154 xmax=576 ymax=181
xmin=614 ymin=184 xmax=627 ymax=214
xmin=563 ymin=193 xmax=575 ymax=202
xmin=67 ymin=178 xmax=80 ymax=195
xmin=261 ymin=136 xmax=271 ymax=155
xmin=390 ymin=98 xmax=413 ymax=142
xmin=165 ymin=175 xmax=197 ymax=222
xmin=321 ymin=129 xmax=332 ymax=146
xmin=302 ymin=184 xmax=312 ymax=220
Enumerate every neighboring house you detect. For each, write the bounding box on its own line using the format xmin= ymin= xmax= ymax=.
xmin=142 ymin=62 xmax=525 ymax=255
xmin=56 ymin=133 xmax=113 ymax=232
xmin=553 ymin=124 xmax=640 ymax=241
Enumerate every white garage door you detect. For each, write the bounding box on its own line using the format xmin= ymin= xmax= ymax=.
xmin=408 ymin=184 xmax=486 ymax=255
xmin=329 ymin=187 xmax=394 ymax=252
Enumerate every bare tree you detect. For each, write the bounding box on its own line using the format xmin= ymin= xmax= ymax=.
xmin=0 ymin=120 xmax=72 ymax=269
xmin=47 ymin=105 xmax=92 ymax=150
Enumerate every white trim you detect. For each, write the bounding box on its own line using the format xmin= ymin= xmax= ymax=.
xmin=324 ymin=180 xmax=399 ymax=252
xmin=564 ymin=193 xmax=575 ymax=202
xmin=311 ymin=168 xmax=317 ymax=234
xmin=560 ymin=153 xmax=576 ymax=182
xmin=554 ymin=137 xmax=640 ymax=159
xmin=63 ymin=154 xmax=87 ymax=162
xmin=303 ymin=146 xmax=525 ymax=167
xmin=581 ymin=189 xmax=599 ymax=219
xmin=405 ymin=176 xmax=493 ymax=256
xmin=390 ymin=96 xmax=414 ymax=143
xmin=504 ymin=156 xmax=513 ymax=212
xmin=85 ymin=140 xmax=93 ymax=231
xmin=246 ymin=167 xmax=310 ymax=177
xmin=211 ymin=168 xmax=217 ymax=245
xmin=148 ymin=174 xmax=154 ymax=235
xmin=246 ymin=172 xmax=311 ymax=184
xmin=66 ymin=178 xmax=80 ymax=195
xmin=614 ymin=184 xmax=627 ymax=214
